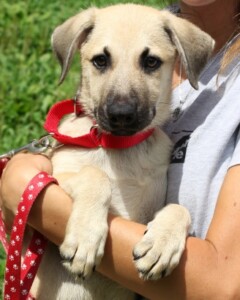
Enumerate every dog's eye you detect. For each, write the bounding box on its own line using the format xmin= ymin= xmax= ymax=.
xmin=143 ymin=56 xmax=162 ymax=72
xmin=92 ymin=55 xmax=109 ymax=70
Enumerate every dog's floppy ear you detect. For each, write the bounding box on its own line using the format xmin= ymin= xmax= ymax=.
xmin=162 ymin=11 xmax=215 ymax=89
xmin=51 ymin=8 xmax=97 ymax=84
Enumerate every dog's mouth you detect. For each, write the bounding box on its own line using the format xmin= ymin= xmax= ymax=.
xmin=105 ymin=128 xmax=140 ymax=136
xmin=95 ymin=104 xmax=156 ymax=136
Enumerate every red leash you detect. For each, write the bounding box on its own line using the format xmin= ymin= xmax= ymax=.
xmin=1 ymin=172 xmax=58 ymax=300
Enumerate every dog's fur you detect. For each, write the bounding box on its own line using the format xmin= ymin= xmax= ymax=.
xmin=30 ymin=4 xmax=214 ymax=299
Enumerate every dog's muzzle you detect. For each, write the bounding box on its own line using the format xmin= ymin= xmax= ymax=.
xmin=107 ymin=100 xmax=137 ymax=132
xmin=96 ymin=93 xmax=155 ymax=136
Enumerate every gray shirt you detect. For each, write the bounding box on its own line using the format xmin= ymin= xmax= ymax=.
xmin=164 ymin=35 xmax=240 ymax=238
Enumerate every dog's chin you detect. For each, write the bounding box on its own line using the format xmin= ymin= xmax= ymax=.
xmin=109 ymin=129 xmax=138 ymax=136
xmin=98 ymin=123 xmax=140 ymax=136
xmin=98 ymin=120 xmax=153 ymax=136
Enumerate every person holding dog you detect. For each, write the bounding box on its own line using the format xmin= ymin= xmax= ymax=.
xmin=1 ymin=0 xmax=240 ymax=299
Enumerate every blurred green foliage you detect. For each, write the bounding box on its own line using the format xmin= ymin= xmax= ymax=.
xmin=0 ymin=0 xmax=88 ymax=153
xmin=0 ymin=246 xmax=5 ymax=296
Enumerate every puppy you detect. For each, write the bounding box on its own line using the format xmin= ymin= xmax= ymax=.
xmin=31 ymin=4 xmax=214 ymax=299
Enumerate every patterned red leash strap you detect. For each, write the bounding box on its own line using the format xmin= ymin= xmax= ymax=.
xmin=20 ymin=231 xmax=48 ymax=299
xmin=3 ymin=172 xmax=58 ymax=300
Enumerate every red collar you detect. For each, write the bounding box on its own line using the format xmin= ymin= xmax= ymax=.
xmin=44 ymin=99 xmax=154 ymax=149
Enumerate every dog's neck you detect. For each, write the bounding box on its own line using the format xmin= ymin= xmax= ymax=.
xmin=44 ymin=99 xmax=155 ymax=149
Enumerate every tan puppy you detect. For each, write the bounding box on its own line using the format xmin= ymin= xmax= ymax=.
xmin=31 ymin=4 xmax=214 ymax=299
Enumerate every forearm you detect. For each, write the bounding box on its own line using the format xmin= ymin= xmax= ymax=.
xmin=28 ymin=187 xmax=219 ymax=300
xmin=100 ymin=166 xmax=240 ymax=299
xmin=99 ymin=216 xmax=218 ymax=300
xmin=28 ymin=183 xmax=71 ymax=246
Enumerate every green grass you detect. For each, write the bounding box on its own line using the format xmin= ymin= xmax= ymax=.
xmin=0 ymin=0 xmax=173 ymax=295
xmin=0 ymin=247 xmax=5 ymax=296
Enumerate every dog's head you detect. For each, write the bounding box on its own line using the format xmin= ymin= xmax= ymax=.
xmin=52 ymin=4 xmax=214 ymax=136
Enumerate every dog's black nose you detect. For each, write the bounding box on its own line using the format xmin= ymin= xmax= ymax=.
xmin=107 ymin=101 xmax=137 ymax=129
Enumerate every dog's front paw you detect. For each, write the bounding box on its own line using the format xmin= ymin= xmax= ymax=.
xmin=60 ymin=220 xmax=108 ymax=280
xmin=133 ymin=204 xmax=191 ymax=280
xmin=57 ymin=166 xmax=111 ymax=279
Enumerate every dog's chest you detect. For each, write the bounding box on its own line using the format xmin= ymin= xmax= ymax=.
xmin=51 ymin=116 xmax=171 ymax=223
xmin=52 ymin=145 xmax=169 ymax=224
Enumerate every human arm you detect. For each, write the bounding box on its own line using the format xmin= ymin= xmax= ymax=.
xmin=0 ymin=153 xmax=70 ymax=242
xmin=100 ymin=164 xmax=240 ymax=299
xmin=1 ymin=154 xmax=240 ymax=299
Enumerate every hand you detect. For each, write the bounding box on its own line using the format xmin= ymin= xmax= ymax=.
xmin=0 ymin=153 xmax=53 ymax=231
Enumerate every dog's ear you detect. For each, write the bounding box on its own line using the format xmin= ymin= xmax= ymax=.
xmin=162 ymin=11 xmax=215 ymax=89
xmin=51 ymin=8 xmax=97 ymax=84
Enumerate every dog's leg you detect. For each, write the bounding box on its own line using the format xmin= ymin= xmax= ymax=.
xmin=133 ymin=204 xmax=191 ymax=280
xmin=59 ymin=165 xmax=111 ymax=279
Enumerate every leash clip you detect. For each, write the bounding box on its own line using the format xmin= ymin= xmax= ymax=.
xmin=0 ymin=134 xmax=60 ymax=159
xmin=27 ymin=134 xmax=54 ymax=153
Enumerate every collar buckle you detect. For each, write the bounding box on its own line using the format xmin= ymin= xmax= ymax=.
xmin=73 ymin=95 xmax=82 ymax=116
xmin=90 ymin=125 xmax=103 ymax=147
